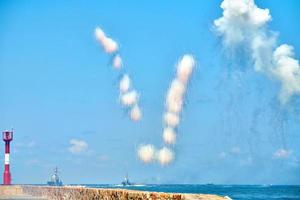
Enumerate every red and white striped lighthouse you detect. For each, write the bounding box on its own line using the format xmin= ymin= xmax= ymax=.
xmin=2 ymin=130 xmax=13 ymax=185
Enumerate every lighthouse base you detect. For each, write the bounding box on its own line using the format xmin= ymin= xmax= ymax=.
xmin=3 ymin=167 xmax=11 ymax=185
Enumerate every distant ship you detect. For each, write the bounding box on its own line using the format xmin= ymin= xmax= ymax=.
xmin=47 ymin=167 xmax=63 ymax=186
xmin=121 ymin=174 xmax=133 ymax=186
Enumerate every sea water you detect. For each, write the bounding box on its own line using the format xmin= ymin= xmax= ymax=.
xmin=82 ymin=184 xmax=300 ymax=200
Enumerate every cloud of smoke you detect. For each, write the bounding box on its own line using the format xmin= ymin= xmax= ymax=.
xmin=113 ymin=54 xmax=122 ymax=70
xmin=95 ymin=27 xmax=119 ymax=54
xmin=163 ymin=55 xmax=195 ymax=140
xmin=177 ymin=55 xmax=196 ymax=84
xmin=119 ymin=74 xmax=131 ymax=94
xmin=157 ymin=147 xmax=174 ymax=166
xmin=166 ymin=79 xmax=186 ymax=113
xmin=138 ymin=144 xmax=156 ymax=163
xmin=130 ymin=104 xmax=142 ymax=121
xmin=272 ymin=45 xmax=300 ymax=104
xmin=214 ymin=0 xmax=300 ymax=104
xmin=137 ymin=55 xmax=195 ymax=166
xmin=95 ymin=26 xmax=142 ymax=121
xmin=164 ymin=112 xmax=180 ymax=127
xmin=162 ymin=127 xmax=176 ymax=145
xmin=120 ymin=90 xmax=139 ymax=107
xmin=214 ymin=0 xmax=271 ymax=47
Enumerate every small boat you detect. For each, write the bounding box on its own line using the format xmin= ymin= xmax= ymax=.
xmin=47 ymin=167 xmax=63 ymax=186
xmin=121 ymin=174 xmax=133 ymax=186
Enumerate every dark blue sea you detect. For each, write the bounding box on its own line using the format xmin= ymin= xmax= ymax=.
xmin=82 ymin=184 xmax=300 ymax=200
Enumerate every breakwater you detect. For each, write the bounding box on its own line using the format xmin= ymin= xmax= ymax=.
xmin=1 ymin=185 xmax=229 ymax=200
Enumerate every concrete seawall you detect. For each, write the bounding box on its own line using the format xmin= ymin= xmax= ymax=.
xmin=1 ymin=185 xmax=230 ymax=200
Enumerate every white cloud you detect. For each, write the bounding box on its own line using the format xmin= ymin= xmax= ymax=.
xmin=273 ymin=148 xmax=292 ymax=160
xmin=239 ymin=157 xmax=253 ymax=166
xmin=230 ymin=146 xmax=241 ymax=155
xmin=219 ymin=147 xmax=243 ymax=160
xmin=68 ymin=139 xmax=89 ymax=154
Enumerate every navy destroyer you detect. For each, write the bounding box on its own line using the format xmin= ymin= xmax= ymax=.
xmin=121 ymin=174 xmax=133 ymax=186
xmin=47 ymin=167 xmax=63 ymax=186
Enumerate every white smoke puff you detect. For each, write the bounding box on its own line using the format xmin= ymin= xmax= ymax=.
xmin=94 ymin=27 xmax=118 ymax=54
xmin=166 ymin=79 xmax=186 ymax=113
xmin=130 ymin=104 xmax=142 ymax=121
xmin=215 ymin=0 xmax=300 ymax=104
xmin=163 ymin=127 xmax=176 ymax=145
xmin=95 ymin=27 xmax=106 ymax=41
xmin=157 ymin=147 xmax=174 ymax=166
xmin=176 ymin=55 xmax=196 ymax=84
xmin=168 ymin=79 xmax=186 ymax=98
xmin=137 ymin=144 xmax=156 ymax=163
xmin=271 ymin=44 xmax=300 ymax=104
xmin=101 ymin=37 xmax=118 ymax=54
xmin=164 ymin=112 xmax=180 ymax=127
xmin=214 ymin=0 xmax=271 ymax=46
xmin=251 ymin=34 xmax=276 ymax=72
xmin=113 ymin=54 xmax=122 ymax=69
xmin=120 ymin=90 xmax=138 ymax=107
xmin=166 ymin=98 xmax=183 ymax=114
xmin=119 ymin=74 xmax=131 ymax=93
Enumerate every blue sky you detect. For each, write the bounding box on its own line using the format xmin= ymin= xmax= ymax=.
xmin=0 ymin=0 xmax=300 ymax=184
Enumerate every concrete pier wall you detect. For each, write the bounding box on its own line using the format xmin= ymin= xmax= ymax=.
xmin=1 ymin=185 xmax=229 ymax=200
xmin=0 ymin=186 xmax=23 ymax=196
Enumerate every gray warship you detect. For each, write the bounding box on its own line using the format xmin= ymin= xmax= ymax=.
xmin=121 ymin=174 xmax=133 ymax=186
xmin=47 ymin=167 xmax=63 ymax=186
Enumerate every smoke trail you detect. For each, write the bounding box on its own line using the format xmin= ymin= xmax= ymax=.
xmin=137 ymin=55 xmax=195 ymax=166
xmin=214 ymin=0 xmax=300 ymax=104
xmin=177 ymin=55 xmax=196 ymax=84
xmin=163 ymin=55 xmax=196 ymax=143
xmin=95 ymin=27 xmax=118 ymax=54
xmin=166 ymin=80 xmax=186 ymax=113
xmin=94 ymin=26 xmax=142 ymax=121
xmin=137 ymin=144 xmax=156 ymax=163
